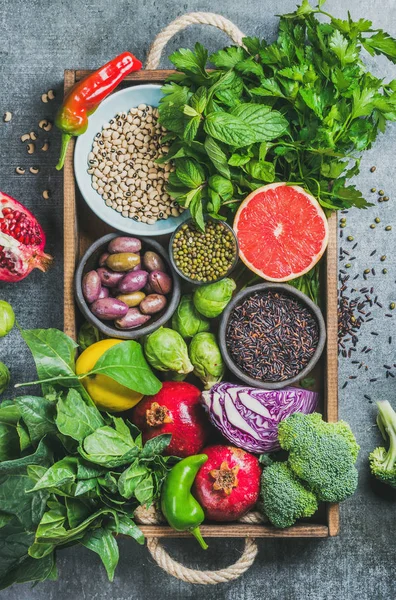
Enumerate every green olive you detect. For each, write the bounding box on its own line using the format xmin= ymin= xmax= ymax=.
xmin=116 ymin=291 xmax=146 ymax=307
xmin=106 ymin=252 xmax=140 ymax=272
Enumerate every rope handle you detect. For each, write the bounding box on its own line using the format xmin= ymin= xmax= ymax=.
xmin=135 ymin=505 xmax=264 ymax=584
xmin=144 ymin=13 xmax=254 ymax=584
xmin=145 ymin=12 xmax=246 ymax=70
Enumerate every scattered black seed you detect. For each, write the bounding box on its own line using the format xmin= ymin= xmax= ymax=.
xmin=389 ymin=372 xmax=395 ymax=378
xmin=376 ymin=301 xmax=383 ymax=308
xmin=371 ymin=331 xmax=379 ymax=336
xmin=349 ymin=375 xmax=357 ymax=380
xmin=372 ymin=268 xmax=376 ymax=275
xmin=384 ymin=365 xmax=392 ymax=369
xmin=370 ymin=378 xmax=378 ymax=382
xmin=226 ymin=291 xmax=319 ymax=383
xmin=352 ymin=243 xmax=358 ymax=250
xmin=370 ymin=250 xmax=377 ymax=256
xmin=342 ymin=381 xmax=348 ymax=389
xmin=385 ymin=313 xmax=393 ymax=317
xmin=366 ymin=318 xmax=374 ymax=322
xmin=364 ymin=394 xmax=371 ymax=400
xmin=389 ymin=336 xmax=392 ymax=344
xmin=351 ymin=360 xmax=359 ymax=364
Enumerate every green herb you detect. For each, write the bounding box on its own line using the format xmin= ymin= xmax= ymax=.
xmin=0 ymin=328 xmax=171 ymax=589
xmin=158 ymin=3 xmax=396 ymax=228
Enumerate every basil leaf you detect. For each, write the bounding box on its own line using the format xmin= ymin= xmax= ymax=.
xmin=56 ymin=389 xmax=104 ymax=443
xmin=245 ymin=160 xmax=276 ymax=182
xmin=204 ymin=136 xmax=230 ymax=178
xmin=81 ymin=526 xmax=119 ymax=582
xmin=204 ymin=112 xmax=257 ymax=146
xmin=175 ymin=158 xmax=205 ymax=188
xmin=90 ymin=341 xmax=161 ymax=396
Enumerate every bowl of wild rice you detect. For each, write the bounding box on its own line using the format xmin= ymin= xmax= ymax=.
xmin=74 ymin=84 xmax=190 ymax=236
xmin=219 ymin=283 xmax=326 ymax=390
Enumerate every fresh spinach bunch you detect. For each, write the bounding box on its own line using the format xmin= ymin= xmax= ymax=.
xmin=0 ymin=328 xmax=175 ymax=589
xmin=158 ymin=0 xmax=396 ymax=228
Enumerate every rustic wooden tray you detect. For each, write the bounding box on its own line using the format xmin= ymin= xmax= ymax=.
xmin=62 ymin=68 xmax=339 ymax=539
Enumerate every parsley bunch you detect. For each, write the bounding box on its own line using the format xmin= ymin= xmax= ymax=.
xmin=158 ymin=0 xmax=396 ymax=229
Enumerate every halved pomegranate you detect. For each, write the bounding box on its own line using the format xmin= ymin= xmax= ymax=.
xmin=0 ymin=192 xmax=53 ymax=282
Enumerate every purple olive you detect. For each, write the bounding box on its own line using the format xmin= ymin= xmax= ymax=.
xmin=90 ymin=298 xmax=129 ymax=320
xmin=140 ymin=294 xmax=167 ymax=315
xmin=97 ymin=267 xmax=124 ymax=288
xmin=108 ymin=236 xmax=142 ymax=254
xmin=117 ymin=269 xmax=148 ymax=293
xmin=142 ymin=250 xmax=165 ymax=272
xmin=149 ymin=270 xmax=173 ymax=295
xmin=98 ymin=252 xmax=110 ymax=267
xmin=98 ymin=286 xmax=110 ymax=299
xmin=143 ymin=282 xmax=154 ymax=295
xmin=82 ymin=270 xmax=101 ymax=304
xmin=115 ymin=308 xmax=151 ymax=330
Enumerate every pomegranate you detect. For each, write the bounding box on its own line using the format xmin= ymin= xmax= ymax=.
xmin=130 ymin=381 xmax=210 ymax=458
xmin=193 ymin=445 xmax=261 ymax=521
xmin=0 ymin=192 xmax=52 ymax=282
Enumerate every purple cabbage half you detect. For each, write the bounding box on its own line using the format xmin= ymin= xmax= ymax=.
xmin=201 ymin=382 xmax=318 ymax=453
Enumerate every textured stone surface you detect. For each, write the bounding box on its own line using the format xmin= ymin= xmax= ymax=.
xmin=1 ymin=0 xmax=396 ymax=597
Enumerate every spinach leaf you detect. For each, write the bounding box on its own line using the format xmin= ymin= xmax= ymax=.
xmin=0 ymin=423 xmax=19 ymax=462
xmin=114 ymin=515 xmax=144 ymax=545
xmin=15 ymin=395 xmax=57 ymax=442
xmin=118 ymin=461 xmax=149 ymax=499
xmin=56 ymin=389 xmax=105 ymax=442
xmin=81 ymin=526 xmax=119 ymax=582
xmin=134 ymin=474 xmax=154 ymax=505
xmin=90 ymin=341 xmax=161 ymax=396
xmin=29 ymin=457 xmax=77 ymax=492
xmin=80 ymin=427 xmax=139 ymax=468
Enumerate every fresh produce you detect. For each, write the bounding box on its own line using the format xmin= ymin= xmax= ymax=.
xmin=161 ymin=454 xmax=208 ymax=549
xmin=226 ymin=290 xmax=320 ymax=383
xmin=171 ymin=294 xmax=210 ymax=339
xmin=369 ymin=401 xmax=396 ymax=488
xmin=158 ymin=3 xmax=396 ymax=231
xmin=131 ymin=381 xmax=209 ymax=458
xmin=171 ymin=219 xmax=237 ymax=280
xmin=144 ymin=327 xmax=193 ymax=375
xmin=0 ymin=300 xmax=15 ymax=336
xmin=261 ymin=461 xmax=318 ymax=528
xmin=193 ymin=277 xmax=236 ymax=318
xmin=0 ymin=192 xmax=53 ymax=282
xmin=55 ymin=52 xmax=142 ymax=170
xmin=201 ymin=383 xmax=318 ymax=452
xmin=193 ymin=445 xmax=261 ymax=521
xmin=233 ymin=184 xmax=328 ymax=282
xmin=0 ymin=326 xmax=174 ymax=588
xmin=76 ymin=339 xmax=145 ymax=412
xmin=189 ymin=332 xmax=224 ymax=389
xmin=88 ymin=105 xmax=183 ymax=223
xmin=81 ymin=237 xmax=173 ymax=331
xmin=77 ymin=321 xmax=101 ymax=350
xmin=0 ymin=362 xmax=10 ymax=394
xmin=278 ymin=412 xmax=359 ymax=502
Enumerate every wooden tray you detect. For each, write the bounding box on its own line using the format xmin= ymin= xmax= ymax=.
xmin=62 ymin=68 xmax=339 ymax=539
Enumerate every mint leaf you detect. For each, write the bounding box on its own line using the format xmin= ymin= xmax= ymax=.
xmin=232 ymin=104 xmax=287 ymax=140
xmin=245 ymin=160 xmax=275 ymax=182
xmin=189 ymin=189 xmax=205 ymax=231
xmin=208 ymin=175 xmax=233 ymax=200
xmin=204 ymin=112 xmax=256 ymax=146
xmin=190 ymin=87 xmax=208 ymax=113
xmin=204 ymin=136 xmax=230 ymax=178
xmin=228 ymin=153 xmax=250 ymax=166
xmin=176 ymin=159 xmax=205 ymax=188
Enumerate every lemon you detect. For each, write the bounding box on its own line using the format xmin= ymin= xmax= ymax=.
xmin=76 ymin=339 xmax=143 ymax=413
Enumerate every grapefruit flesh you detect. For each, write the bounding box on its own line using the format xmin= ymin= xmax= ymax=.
xmin=234 ymin=183 xmax=329 ymax=282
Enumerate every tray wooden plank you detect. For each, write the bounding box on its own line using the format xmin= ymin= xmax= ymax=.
xmin=63 ymin=69 xmax=339 ymax=538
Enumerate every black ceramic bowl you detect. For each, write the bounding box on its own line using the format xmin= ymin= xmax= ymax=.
xmin=218 ymin=283 xmax=326 ymax=390
xmin=168 ymin=216 xmax=239 ymax=286
xmin=75 ymin=233 xmax=181 ymax=340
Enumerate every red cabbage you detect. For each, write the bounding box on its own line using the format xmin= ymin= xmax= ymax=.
xmin=200 ymin=382 xmax=318 ymax=453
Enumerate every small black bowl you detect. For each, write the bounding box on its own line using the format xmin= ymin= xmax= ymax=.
xmin=75 ymin=233 xmax=181 ymax=340
xmin=168 ymin=216 xmax=239 ymax=286
xmin=218 ymin=283 xmax=326 ymax=390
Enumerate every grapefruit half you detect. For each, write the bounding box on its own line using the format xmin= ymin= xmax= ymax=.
xmin=234 ymin=183 xmax=329 ymax=282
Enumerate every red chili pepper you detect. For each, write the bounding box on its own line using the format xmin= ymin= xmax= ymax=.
xmin=55 ymin=52 xmax=142 ymax=170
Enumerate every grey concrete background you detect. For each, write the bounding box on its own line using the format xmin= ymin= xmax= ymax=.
xmin=1 ymin=0 xmax=396 ymax=597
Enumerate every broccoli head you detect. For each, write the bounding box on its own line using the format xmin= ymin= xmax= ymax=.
xmin=261 ymin=462 xmax=318 ymax=528
xmin=369 ymin=400 xmax=396 ymax=488
xmin=278 ymin=412 xmax=359 ymax=502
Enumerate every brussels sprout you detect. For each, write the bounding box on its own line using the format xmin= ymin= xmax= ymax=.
xmin=189 ymin=332 xmax=225 ymax=390
xmin=0 ymin=301 xmax=15 ymax=338
xmin=77 ymin=321 xmax=100 ymax=350
xmin=144 ymin=327 xmax=193 ymax=374
xmin=171 ymin=295 xmax=210 ymax=339
xmin=0 ymin=363 xmax=10 ymax=395
xmin=193 ymin=278 xmax=236 ymax=318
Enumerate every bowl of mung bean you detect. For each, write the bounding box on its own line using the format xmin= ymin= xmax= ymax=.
xmin=169 ymin=216 xmax=239 ymax=285
xmin=74 ymin=84 xmax=190 ymax=236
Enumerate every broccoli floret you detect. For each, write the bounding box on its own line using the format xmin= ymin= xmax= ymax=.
xmin=278 ymin=412 xmax=359 ymax=502
xmin=261 ymin=462 xmax=318 ymax=528
xmin=369 ymin=400 xmax=396 ymax=488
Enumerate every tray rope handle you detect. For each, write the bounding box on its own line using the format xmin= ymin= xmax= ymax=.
xmin=145 ymin=12 xmax=246 ymax=70
xmin=144 ymin=13 xmax=256 ymax=585
xmin=136 ymin=505 xmax=262 ymax=584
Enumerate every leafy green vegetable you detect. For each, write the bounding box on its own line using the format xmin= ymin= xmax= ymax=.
xmin=171 ymin=295 xmax=210 ymax=339
xmin=158 ymin=2 xmax=396 ymax=227
xmin=77 ymin=321 xmax=100 ymax=350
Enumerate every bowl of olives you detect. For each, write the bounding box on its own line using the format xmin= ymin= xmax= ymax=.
xmin=75 ymin=233 xmax=181 ymax=339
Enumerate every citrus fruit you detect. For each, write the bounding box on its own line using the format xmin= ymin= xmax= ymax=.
xmin=234 ymin=183 xmax=329 ymax=282
xmin=76 ymin=339 xmax=143 ymax=412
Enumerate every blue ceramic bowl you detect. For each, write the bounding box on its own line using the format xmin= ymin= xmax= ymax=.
xmin=74 ymin=84 xmax=189 ymax=236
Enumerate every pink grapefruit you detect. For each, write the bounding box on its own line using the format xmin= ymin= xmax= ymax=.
xmin=234 ymin=183 xmax=329 ymax=282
